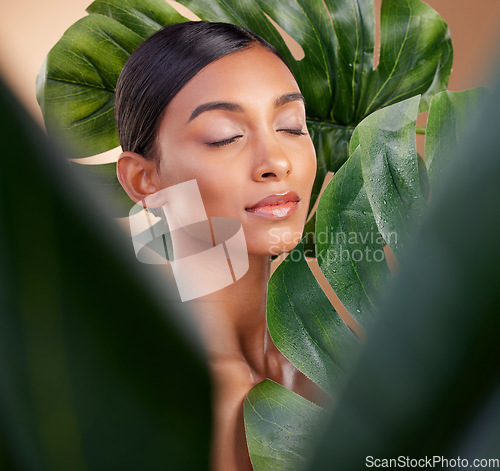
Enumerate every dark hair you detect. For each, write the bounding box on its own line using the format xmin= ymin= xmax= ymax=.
xmin=115 ymin=21 xmax=287 ymax=159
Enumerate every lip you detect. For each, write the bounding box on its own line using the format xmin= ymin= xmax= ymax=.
xmin=245 ymin=191 xmax=300 ymax=219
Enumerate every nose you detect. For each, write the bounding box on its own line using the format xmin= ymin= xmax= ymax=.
xmin=251 ymin=132 xmax=292 ymax=182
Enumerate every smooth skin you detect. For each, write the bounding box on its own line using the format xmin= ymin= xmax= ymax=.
xmin=118 ymin=45 xmax=320 ymax=470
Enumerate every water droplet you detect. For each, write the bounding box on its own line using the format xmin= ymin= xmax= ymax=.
xmin=383 ymin=200 xmax=387 ymax=204
xmin=356 ymin=309 xmax=361 ymax=313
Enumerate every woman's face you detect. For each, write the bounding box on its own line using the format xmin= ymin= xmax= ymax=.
xmin=154 ymin=45 xmax=316 ymax=256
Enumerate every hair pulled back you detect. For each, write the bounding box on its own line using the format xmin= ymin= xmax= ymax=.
xmin=115 ymin=21 xmax=285 ymax=159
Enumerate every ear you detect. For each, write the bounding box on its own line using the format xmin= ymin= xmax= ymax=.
xmin=117 ymin=151 xmax=161 ymax=204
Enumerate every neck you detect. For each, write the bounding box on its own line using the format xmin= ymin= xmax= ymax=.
xmin=187 ymin=253 xmax=271 ymax=373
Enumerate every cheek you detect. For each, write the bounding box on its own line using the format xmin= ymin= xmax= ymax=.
xmin=190 ymin=164 xmax=245 ymax=218
xmin=159 ymin=147 xmax=218 ymax=190
xmin=304 ymin=141 xmax=318 ymax=181
xmin=293 ymin=140 xmax=317 ymax=196
xmin=198 ymin=181 xmax=230 ymax=215
xmin=158 ymin=148 xmax=247 ymax=221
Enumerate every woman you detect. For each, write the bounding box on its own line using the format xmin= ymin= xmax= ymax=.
xmin=115 ymin=21 xmax=318 ymax=470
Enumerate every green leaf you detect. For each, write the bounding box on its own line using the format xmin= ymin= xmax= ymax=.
xmin=357 ymin=96 xmax=427 ymax=257
xmin=267 ymin=241 xmax=357 ymax=394
xmin=358 ymin=0 xmax=453 ymax=118
xmin=36 ymin=0 xmax=186 ymax=159
xmin=425 ymin=88 xmax=486 ymax=189
xmin=87 ymin=0 xmax=188 ymax=38
xmin=244 ymin=380 xmax=324 ymax=471
xmin=316 ymin=97 xmax=431 ymax=326
xmin=316 ymin=146 xmax=391 ymax=326
xmin=36 ymin=14 xmax=144 ymax=158
xmin=0 ymin=77 xmax=211 ymax=469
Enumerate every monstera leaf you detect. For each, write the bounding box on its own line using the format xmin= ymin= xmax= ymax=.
xmin=244 ymin=89 xmax=484 ymax=470
xmin=36 ymin=0 xmax=186 ymax=162
xmin=37 ymin=0 xmax=452 ymax=217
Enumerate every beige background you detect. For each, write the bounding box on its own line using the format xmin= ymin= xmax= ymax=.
xmin=1 ymin=0 xmax=499 ymax=127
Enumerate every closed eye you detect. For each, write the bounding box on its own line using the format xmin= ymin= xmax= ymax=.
xmin=206 ymin=135 xmax=243 ymax=147
xmin=278 ymin=128 xmax=307 ymax=136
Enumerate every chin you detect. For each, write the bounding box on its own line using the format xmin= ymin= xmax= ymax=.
xmin=247 ymin=226 xmax=304 ymax=257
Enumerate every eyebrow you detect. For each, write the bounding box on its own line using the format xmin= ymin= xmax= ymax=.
xmin=275 ymin=92 xmax=305 ymax=108
xmin=188 ymin=102 xmax=243 ymax=122
xmin=187 ymin=92 xmax=306 ymax=123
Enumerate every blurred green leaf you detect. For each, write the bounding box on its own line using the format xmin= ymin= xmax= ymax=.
xmin=75 ymin=162 xmax=133 ymax=218
xmin=425 ymin=88 xmax=486 ymax=188
xmin=417 ymin=153 xmax=431 ymax=202
xmin=0 ymin=77 xmax=211 ymax=470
